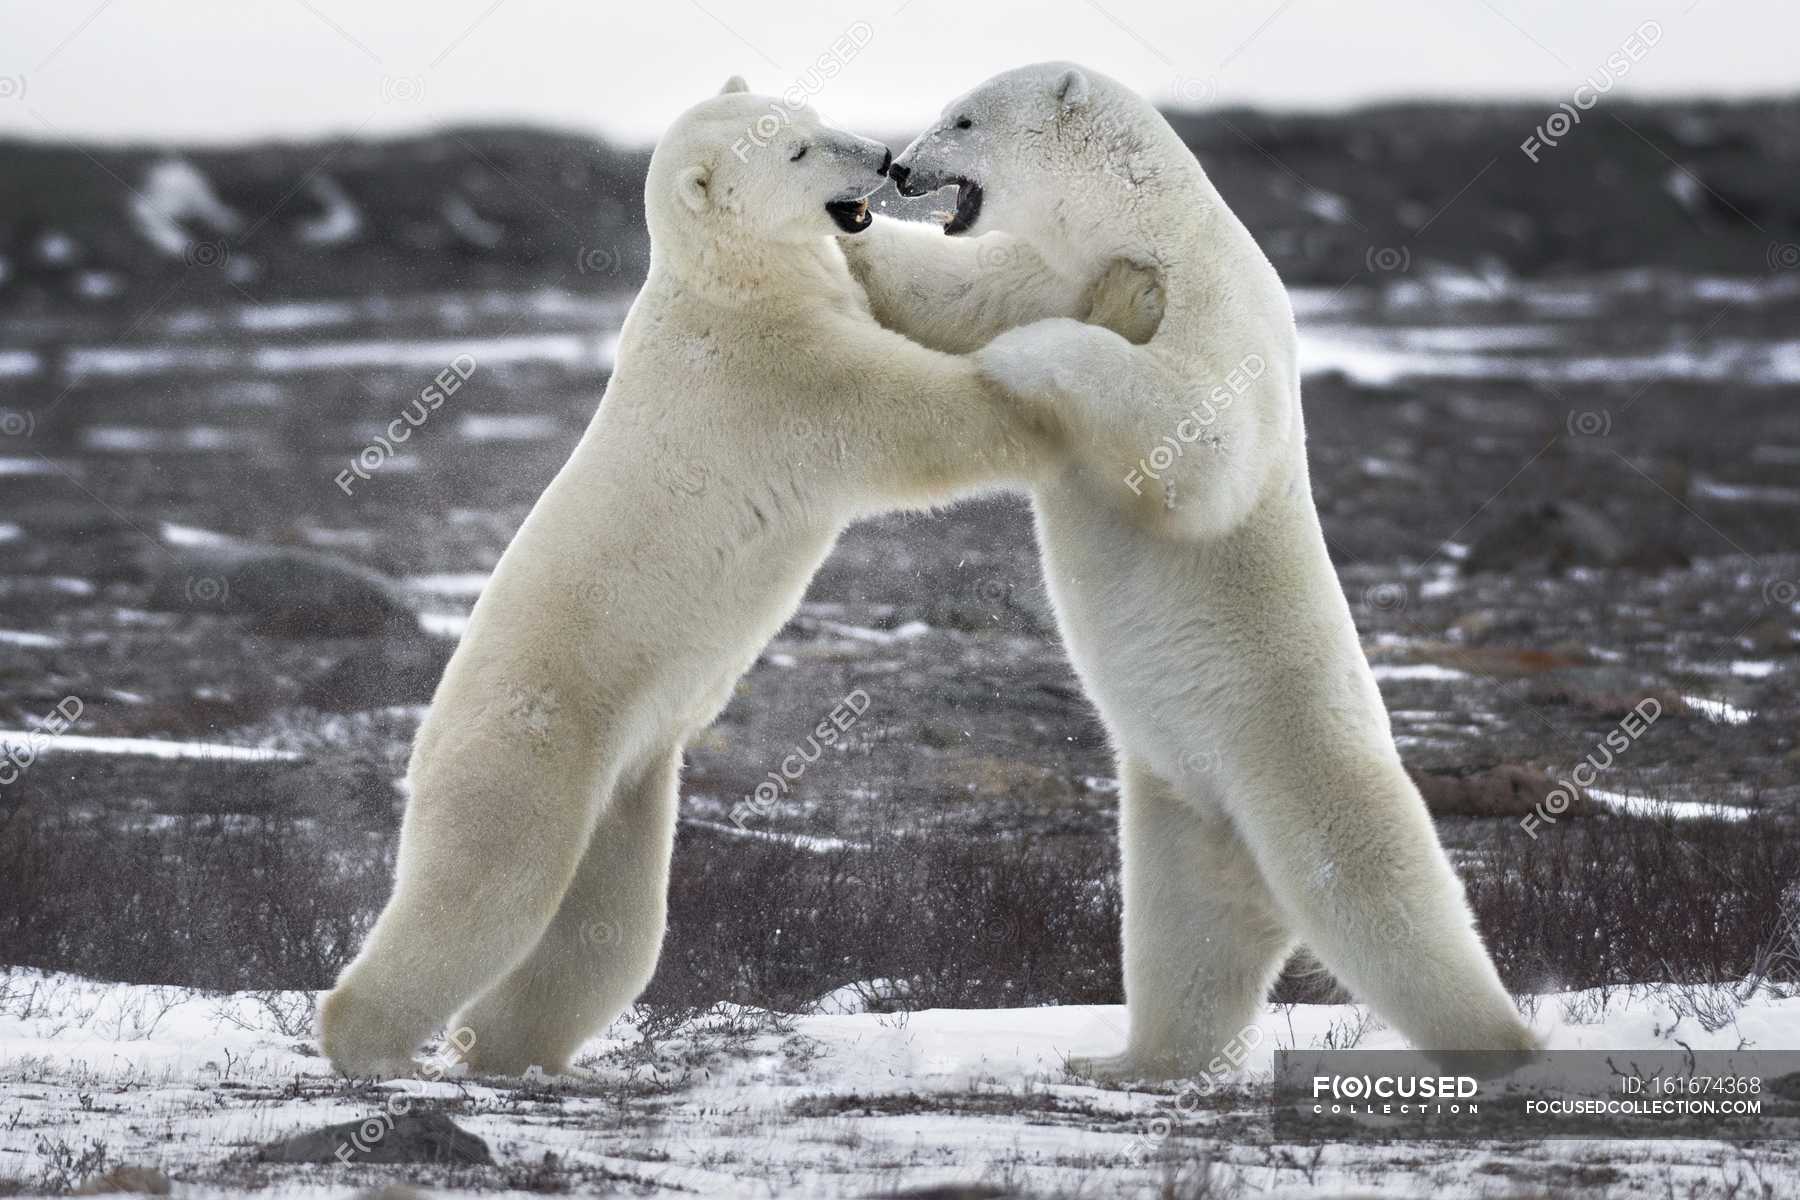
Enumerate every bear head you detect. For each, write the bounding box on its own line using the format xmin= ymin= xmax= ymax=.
xmin=889 ymin=61 xmax=1147 ymax=241
xmin=646 ymin=76 xmax=893 ymax=249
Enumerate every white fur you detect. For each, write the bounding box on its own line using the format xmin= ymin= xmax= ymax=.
xmin=318 ymin=83 xmax=1158 ymax=1078
xmin=861 ymin=62 xmax=1538 ymax=1078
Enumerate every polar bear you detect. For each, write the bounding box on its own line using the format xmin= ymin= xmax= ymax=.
xmin=318 ymin=78 xmax=1161 ymax=1077
xmin=845 ymin=62 xmax=1537 ymax=1078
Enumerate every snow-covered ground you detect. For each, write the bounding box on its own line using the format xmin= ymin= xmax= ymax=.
xmin=2 ymin=971 xmax=1797 ymax=1197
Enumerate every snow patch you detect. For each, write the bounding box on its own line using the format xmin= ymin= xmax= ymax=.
xmin=1371 ymin=663 xmax=1468 ymax=682
xmin=0 ymin=733 xmax=300 ymax=762
xmin=457 ymin=413 xmax=563 ymax=442
xmin=443 ymin=194 xmax=504 ymax=249
xmin=2 ymin=970 xmax=1797 ymax=1199
xmin=159 ymin=522 xmax=233 ymax=548
xmin=130 ymin=159 xmax=242 ymax=257
xmin=294 ymin=174 xmax=362 ymax=246
xmin=1683 ymin=695 xmax=1755 ymax=725
xmin=406 ymin=572 xmax=492 ymax=597
xmin=235 ymin=300 xmax=359 ymax=332
xmin=1693 ymin=476 xmax=1800 ymax=506
xmin=0 ymin=350 xmax=42 ymax=377
xmin=812 ymin=619 xmax=932 ymax=646
xmin=83 ymin=426 xmax=246 ymax=452
xmin=1585 ymin=787 xmax=1754 ymax=822
xmin=680 ymin=817 xmax=861 ymax=854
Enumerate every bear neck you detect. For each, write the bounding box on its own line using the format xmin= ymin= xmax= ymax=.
xmin=1031 ymin=209 xmax=1147 ymax=281
xmin=1033 ymin=136 xmax=1278 ymax=321
xmin=1025 ymin=91 xmax=1267 ymax=293
xmin=1016 ymin=159 xmax=1166 ymax=274
xmin=651 ymin=230 xmax=858 ymax=309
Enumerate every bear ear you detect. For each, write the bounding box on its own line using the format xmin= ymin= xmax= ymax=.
xmin=719 ymin=75 xmax=749 ymax=95
xmin=1054 ymin=68 xmax=1091 ymax=110
xmin=676 ymin=162 xmax=711 ymax=213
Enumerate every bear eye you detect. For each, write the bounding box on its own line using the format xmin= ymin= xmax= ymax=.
xmin=953 ymin=116 xmax=973 ymax=130
xmin=789 ymin=145 xmax=808 ymax=162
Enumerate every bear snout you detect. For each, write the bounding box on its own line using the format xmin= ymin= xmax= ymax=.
xmin=887 ymin=160 xmax=924 ymax=196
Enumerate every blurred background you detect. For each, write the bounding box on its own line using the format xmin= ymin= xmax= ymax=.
xmin=1 ymin=0 xmax=1797 ymax=1014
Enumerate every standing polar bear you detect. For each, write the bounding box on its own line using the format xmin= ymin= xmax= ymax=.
xmin=846 ymin=62 xmax=1537 ymax=1077
xmin=319 ymin=79 xmax=1160 ymax=1076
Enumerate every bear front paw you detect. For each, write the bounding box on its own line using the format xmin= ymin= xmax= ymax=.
xmin=1085 ymin=257 xmax=1165 ymax=345
xmin=975 ymin=319 xmax=1093 ymax=398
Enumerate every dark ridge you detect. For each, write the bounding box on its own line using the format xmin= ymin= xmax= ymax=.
xmin=3 ymin=101 xmax=1798 ymax=315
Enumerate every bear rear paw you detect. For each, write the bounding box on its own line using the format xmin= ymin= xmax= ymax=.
xmin=318 ymin=985 xmax=427 ymax=1079
xmin=1066 ymin=1049 xmax=1198 ymax=1086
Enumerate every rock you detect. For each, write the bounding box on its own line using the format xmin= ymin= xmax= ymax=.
xmin=10 ymin=508 xmax=156 ymax=583
xmin=1524 ymin=684 xmax=1692 ymax=720
xmin=1410 ymin=763 xmax=1596 ymax=819
xmin=1445 ymin=609 xmax=1501 ymax=641
xmin=155 ymin=757 xmax=398 ymax=822
xmin=267 ymin=757 xmax=402 ymax=823
xmin=1397 ymin=641 xmax=1590 ymax=677
xmin=302 ymin=634 xmax=455 ymax=711
xmin=256 ymin=1111 xmax=492 ymax=1166
xmin=1743 ymin=616 xmax=1800 ymax=656
xmin=1464 ymin=500 xmax=1687 ymax=575
xmin=915 ymin=721 xmax=963 ymax=750
xmin=74 ymin=1166 xmax=172 ymax=1195
xmin=142 ymin=536 xmax=418 ymax=637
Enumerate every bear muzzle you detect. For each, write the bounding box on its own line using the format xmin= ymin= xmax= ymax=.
xmin=825 ymin=196 xmax=873 ymax=233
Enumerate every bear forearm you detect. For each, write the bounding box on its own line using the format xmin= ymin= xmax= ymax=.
xmin=843 ymin=217 xmax=1075 ymax=353
xmin=1075 ymin=373 xmax=1273 ymax=540
xmin=852 ymin=361 xmax=1058 ymax=506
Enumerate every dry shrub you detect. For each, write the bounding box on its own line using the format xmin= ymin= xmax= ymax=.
xmin=3 ymin=799 xmax=1794 ymax=1009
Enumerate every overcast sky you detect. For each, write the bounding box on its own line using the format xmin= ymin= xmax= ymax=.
xmin=1 ymin=0 xmax=1792 ymax=147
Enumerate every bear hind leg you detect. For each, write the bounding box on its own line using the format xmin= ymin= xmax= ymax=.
xmin=1070 ymin=756 xmax=1292 ymax=1083
xmin=319 ymin=738 xmax=615 ymax=1077
xmin=1225 ymin=747 xmax=1539 ymax=1063
xmin=454 ymin=747 xmax=682 ymax=1076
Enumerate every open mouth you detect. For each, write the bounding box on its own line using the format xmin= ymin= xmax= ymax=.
xmin=825 ymin=196 xmax=872 ymax=234
xmin=938 ymin=179 xmax=983 ymax=236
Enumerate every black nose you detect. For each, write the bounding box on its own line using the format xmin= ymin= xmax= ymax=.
xmin=877 ymin=148 xmax=892 ymax=176
xmin=887 ymin=160 xmax=911 ymax=191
